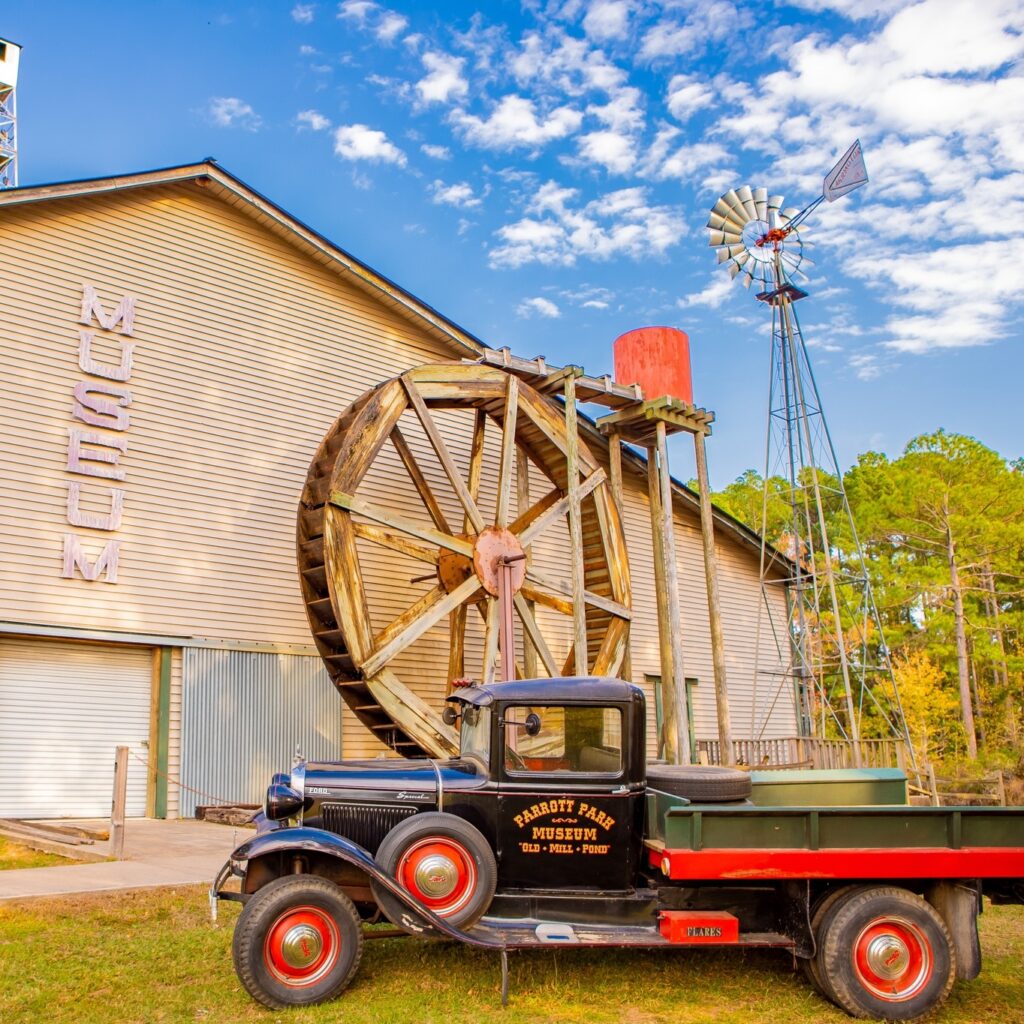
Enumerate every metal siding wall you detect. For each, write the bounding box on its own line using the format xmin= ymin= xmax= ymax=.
xmin=180 ymin=649 xmax=341 ymax=818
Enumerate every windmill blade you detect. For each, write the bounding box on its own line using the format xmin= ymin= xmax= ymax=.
xmin=717 ymin=243 xmax=747 ymax=264
xmin=710 ymin=201 xmax=747 ymax=233
xmin=753 ymin=187 xmax=768 ymax=221
xmin=736 ymin=185 xmax=758 ymax=222
xmin=722 ymin=189 xmax=749 ymax=222
xmin=709 ymin=228 xmax=742 ymax=247
xmin=707 ymin=212 xmax=733 ymax=232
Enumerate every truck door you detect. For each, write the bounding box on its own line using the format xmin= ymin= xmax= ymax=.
xmin=496 ymin=703 xmax=639 ymax=892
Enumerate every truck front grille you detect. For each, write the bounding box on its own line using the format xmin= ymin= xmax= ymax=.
xmin=320 ymin=802 xmax=419 ymax=854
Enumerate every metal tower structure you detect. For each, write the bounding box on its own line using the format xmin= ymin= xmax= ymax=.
xmin=706 ymin=143 xmax=914 ymax=767
xmin=0 ymin=37 xmax=21 ymax=188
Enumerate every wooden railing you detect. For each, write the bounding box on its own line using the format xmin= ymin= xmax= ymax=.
xmin=697 ymin=736 xmax=909 ymax=771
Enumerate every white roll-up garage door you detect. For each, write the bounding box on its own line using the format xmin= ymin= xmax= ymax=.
xmin=0 ymin=638 xmax=152 ymax=818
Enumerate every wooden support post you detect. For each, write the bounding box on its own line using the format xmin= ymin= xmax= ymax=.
xmin=564 ymin=376 xmax=587 ymax=676
xmin=693 ymin=431 xmax=733 ymax=765
xmin=110 ymin=745 xmax=128 ymax=860
xmin=656 ymin=422 xmax=690 ymax=764
xmin=516 ymin=445 xmax=538 ymax=678
xmin=608 ymin=430 xmax=631 ymax=683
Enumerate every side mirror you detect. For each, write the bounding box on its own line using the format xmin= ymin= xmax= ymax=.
xmin=524 ymin=712 xmax=541 ymax=737
xmin=442 ymin=705 xmax=460 ymax=726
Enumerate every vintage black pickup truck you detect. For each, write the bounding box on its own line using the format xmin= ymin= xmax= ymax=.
xmin=212 ymin=677 xmax=1024 ymax=1020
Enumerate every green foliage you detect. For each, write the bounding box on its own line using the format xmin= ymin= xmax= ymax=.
xmin=714 ymin=431 xmax=1024 ymax=764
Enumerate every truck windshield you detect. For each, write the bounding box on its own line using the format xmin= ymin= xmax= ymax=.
xmin=460 ymin=705 xmax=490 ymax=767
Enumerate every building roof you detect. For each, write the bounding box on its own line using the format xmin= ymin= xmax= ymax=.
xmin=0 ymin=158 xmax=786 ymax=572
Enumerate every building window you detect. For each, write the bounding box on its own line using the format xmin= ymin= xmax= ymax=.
xmin=645 ymin=673 xmax=698 ymax=762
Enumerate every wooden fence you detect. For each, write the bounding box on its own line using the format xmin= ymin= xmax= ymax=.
xmin=697 ymin=736 xmax=908 ymax=771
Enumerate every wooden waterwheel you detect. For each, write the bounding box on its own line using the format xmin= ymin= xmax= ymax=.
xmin=297 ymin=363 xmax=631 ymax=758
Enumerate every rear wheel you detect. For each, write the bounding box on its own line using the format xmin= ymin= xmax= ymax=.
xmin=371 ymin=812 xmax=497 ymax=933
xmin=819 ymin=886 xmax=955 ymax=1020
xmin=232 ymin=875 xmax=363 ymax=1009
xmin=802 ymin=884 xmax=869 ymax=1002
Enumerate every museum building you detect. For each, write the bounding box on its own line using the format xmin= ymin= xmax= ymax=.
xmin=0 ymin=161 xmax=795 ymax=820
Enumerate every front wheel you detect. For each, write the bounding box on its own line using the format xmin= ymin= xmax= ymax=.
xmin=232 ymin=874 xmax=363 ymax=1009
xmin=819 ymin=886 xmax=955 ymax=1020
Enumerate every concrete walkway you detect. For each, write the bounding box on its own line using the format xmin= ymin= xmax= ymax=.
xmin=0 ymin=818 xmax=242 ymax=900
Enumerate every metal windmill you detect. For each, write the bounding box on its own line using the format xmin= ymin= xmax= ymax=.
xmin=706 ymin=142 xmax=914 ymax=767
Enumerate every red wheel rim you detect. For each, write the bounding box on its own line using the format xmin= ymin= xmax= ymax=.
xmin=396 ymin=837 xmax=476 ymax=917
xmin=853 ymin=915 xmax=933 ymax=1002
xmin=264 ymin=905 xmax=340 ymax=987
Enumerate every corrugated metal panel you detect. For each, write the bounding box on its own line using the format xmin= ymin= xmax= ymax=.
xmin=179 ymin=648 xmax=341 ymax=817
xmin=0 ymin=638 xmax=151 ymax=818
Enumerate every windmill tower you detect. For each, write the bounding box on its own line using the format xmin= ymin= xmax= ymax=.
xmin=0 ymin=37 xmax=21 ymax=188
xmin=706 ymin=143 xmax=914 ymax=768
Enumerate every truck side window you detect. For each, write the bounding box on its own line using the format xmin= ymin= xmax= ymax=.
xmin=505 ymin=705 xmax=622 ymax=774
xmin=460 ymin=705 xmax=490 ymax=768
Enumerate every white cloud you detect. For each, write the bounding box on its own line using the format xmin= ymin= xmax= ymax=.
xmin=678 ymin=275 xmax=734 ymax=310
xmin=291 ymin=3 xmax=316 ymax=23
xmin=576 ymin=130 xmax=636 ymax=174
xmin=453 ymin=95 xmax=583 ymax=151
xmin=666 ymin=74 xmax=714 ymax=122
xmin=205 ymin=97 xmax=262 ymax=131
xmin=333 ymin=123 xmax=407 ymax=165
xmin=429 ymin=180 xmax=482 ymax=208
xmin=582 ymin=0 xmax=634 ymax=41
xmin=518 ymin=297 xmax=562 ymax=318
xmin=490 ymin=182 xmax=686 ymax=268
xmin=421 ymin=143 xmax=452 ymax=160
xmin=299 ymin=44 xmax=318 ymax=55
xmin=296 ymin=109 xmax=331 ymax=131
xmin=582 ymin=299 xmax=609 ymax=309
xmin=848 ymin=239 xmax=1024 ymax=353
xmin=639 ymin=2 xmax=747 ymax=62
xmin=416 ymin=51 xmax=469 ymax=105
xmin=376 ymin=10 xmax=408 ymax=42
xmin=849 ymin=353 xmax=882 ymax=380
xmin=338 ymin=0 xmax=375 ymax=22
xmin=511 ymin=29 xmax=627 ymax=95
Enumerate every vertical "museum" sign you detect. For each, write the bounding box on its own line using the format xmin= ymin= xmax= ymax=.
xmin=61 ymin=285 xmax=137 ymax=584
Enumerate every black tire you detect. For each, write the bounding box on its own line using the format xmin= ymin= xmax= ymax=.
xmin=371 ymin=812 xmax=497 ymax=934
xmin=231 ymin=874 xmax=363 ymax=1009
xmin=646 ymin=764 xmax=751 ymax=802
xmin=802 ymin=884 xmax=871 ymax=1003
xmin=819 ymin=885 xmax=956 ymax=1021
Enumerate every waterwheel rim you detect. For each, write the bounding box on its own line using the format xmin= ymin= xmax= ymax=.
xmin=297 ymin=363 xmax=631 ymax=757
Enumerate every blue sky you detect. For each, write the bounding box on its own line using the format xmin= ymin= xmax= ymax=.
xmin=6 ymin=0 xmax=1023 ymax=487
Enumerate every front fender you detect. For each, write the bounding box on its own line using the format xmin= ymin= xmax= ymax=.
xmin=211 ymin=827 xmax=503 ymax=949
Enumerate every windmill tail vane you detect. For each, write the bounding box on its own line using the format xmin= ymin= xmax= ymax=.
xmin=702 ymin=140 xmax=918 ymax=774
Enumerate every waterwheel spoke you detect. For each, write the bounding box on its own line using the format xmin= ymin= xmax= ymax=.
xmin=447 ymin=604 xmax=467 ymax=692
xmin=330 ymin=490 xmax=472 ymax=558
xmin=362 ymin=575 xmax=481 ymax=678
xmin=465 ymin=409 xmax=486 ymax=532
xmin=495 ymin=376 xmax=519 ymax=528
xmin=402 ymin=375 xmax=485 ymax=533
xmin=513 ymin=592 xmax=558 ymax=676
xmin=517 ymin=468 xmax=606 ymax=547
xmin=509 ymin=485 xmax=560 ymax=535
xmin=389 ymin=425 xmax=452 ymax=535
xmin=351 ymin=521 xmax=440 ymax=565
xmin=524 ymin=565 xmax=632 ymax=621
xmin=482 ymin=596 xmax=500 ymax=683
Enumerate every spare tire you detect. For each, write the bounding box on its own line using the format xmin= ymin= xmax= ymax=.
xmin=647 ymin=764 xmax=751 ymax=802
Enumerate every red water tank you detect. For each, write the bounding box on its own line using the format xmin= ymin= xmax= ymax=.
xmin=613 ymin=326 xmax=692 ymax=405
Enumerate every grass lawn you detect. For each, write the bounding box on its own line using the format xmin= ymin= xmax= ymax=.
xmin=0 ymin=836 xmax=77 ymax=870
xmin=0 ymin=886 xmax=1021 ymax=1024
